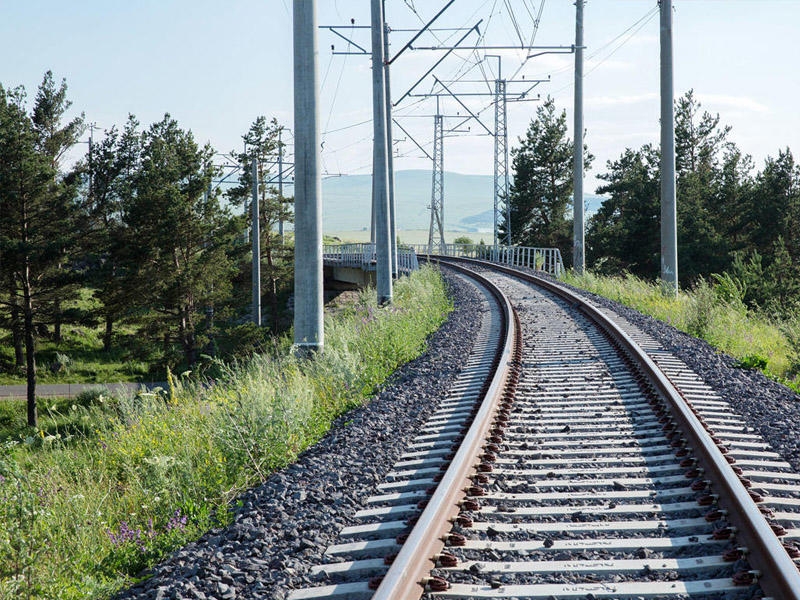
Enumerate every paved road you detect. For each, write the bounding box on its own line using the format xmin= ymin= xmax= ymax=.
xmin=0 ymin=382 xmax=167 ymax=400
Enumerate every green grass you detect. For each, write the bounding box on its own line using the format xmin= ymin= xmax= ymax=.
xmin=561 ymin=270 xmax=800 ymax=389
xmin=0 ymin=289 xmax=153 ymax=385
xmin=0 ymin=265 xmax=452 ymax=599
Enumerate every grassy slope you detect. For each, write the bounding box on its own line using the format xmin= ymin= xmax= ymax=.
xmin=561 ymin=271 xmax=799 ymax=389
xmin=0 ymin=289 xmax=151 ymax=385
xmin=0 ymin=265 xmax=452 ymax=599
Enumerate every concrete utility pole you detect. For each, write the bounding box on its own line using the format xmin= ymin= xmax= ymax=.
xmin=371 ymin=0 xmax=392 ymax=304
xmin=293 ymin=0 xmax=324 ymax=353
xmin=573 ymin=0 xmax=585 ymax=274
xmin=278 ymin=128 xmax=285 ymax=239
xmin=251 ymin=157 xmax=261 ymax=326
xmin=659 ymin=0 xmax=678 ymax=295
xmin=384 ymin=16 xmax=398 ymax=278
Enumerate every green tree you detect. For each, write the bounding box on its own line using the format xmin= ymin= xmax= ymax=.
xmin=588 ymin=91 xmax=751 ymax=284
xmin=503 ymin=97 xmax=592 ymax=265
xmin=674 ymin=90 xmax=737 ymax=282
xmin=81 ymin=116 xmax=143 ymax=351
xmin=124 ymin=115 xmax=237 ymax=367
xmin=0 ymin=83 xmax=80 ymax=427
xmin=587 ymin=145 xmax=661 ymax=277
xmin=227 ymin=116 xmax=294 ymax=331
xmin=743 ymin=149 xmax=800 ymax=259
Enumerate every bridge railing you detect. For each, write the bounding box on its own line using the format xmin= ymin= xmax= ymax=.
xmin=411 ymin=243 xmax=564 ymax=277
xmin=322 ymin=243 xmax=419 ymax=274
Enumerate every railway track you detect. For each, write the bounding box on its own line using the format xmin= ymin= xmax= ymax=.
xmin=288 ymin=259 xmax=800 ymax=600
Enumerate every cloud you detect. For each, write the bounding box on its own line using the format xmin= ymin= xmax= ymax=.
xmin=695 ymin=93 xmax=769 ymax=114
xmin=584 ymin=58 xmax=634 ymax=72
xmin=588 ymin=93 xmax=658 ymax=107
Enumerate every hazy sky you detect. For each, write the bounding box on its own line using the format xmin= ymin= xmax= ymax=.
xmin=2 ymin=1 xmax=798 ymax=194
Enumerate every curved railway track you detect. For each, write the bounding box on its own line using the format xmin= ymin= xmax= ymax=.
xmin=289 ymin=258 xmax=800 ymax=600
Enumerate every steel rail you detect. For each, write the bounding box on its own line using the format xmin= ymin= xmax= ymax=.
xmin=434 ymin=255 xmax=800 ymax=600
xmin=371 ymin=261 xmax=520 ymax=600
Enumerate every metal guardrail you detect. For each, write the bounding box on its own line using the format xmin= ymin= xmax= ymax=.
xmin=411 ymin=243 xmax=564 ymax=277
xmin=322 ymin=243 xmax=419 ymax=274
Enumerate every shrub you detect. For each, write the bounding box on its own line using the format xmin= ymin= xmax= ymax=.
xmin=50 ymin=352 xmax=72 ymax=375
xmin=562 ymin=269 xmax=795 ymax=384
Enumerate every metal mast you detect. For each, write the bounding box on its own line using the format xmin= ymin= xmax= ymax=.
xmin=660 ymin=0 xmax=678 ymax=294
xmin=428 ymin=102 xmax=445 ymax=255
xmin=573 ymin=0 xmax=585 ymax=274
xmin=383 ymin=16 xmax=398 ymax=278
xmin=494 ymin=75 xmax=509 ymax=249
xmin=277 ymin=128 xmax=285 ymax=239
xmin=251 ymin=157 xmax=261 ymax=326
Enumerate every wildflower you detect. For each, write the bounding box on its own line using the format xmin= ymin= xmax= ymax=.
xmin=107 ymin=521 xmax=147 ymax=553
xmin=165 ymin=510 xmax=188 ymax=533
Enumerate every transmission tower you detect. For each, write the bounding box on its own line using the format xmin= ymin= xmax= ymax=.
xmin=493 ymin=77 xmax=509 ymax=249
xmin=428 ymin=108 xmax=445 ymax=255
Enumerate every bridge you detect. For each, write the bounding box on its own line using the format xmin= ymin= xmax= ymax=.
xmin=323 ymin=243 xmax=564 ymax=286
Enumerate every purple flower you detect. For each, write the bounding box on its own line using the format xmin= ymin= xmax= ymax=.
xmin=165 ymin=510 xmax=187 ymax=533
xmin=107 ymin=521 xmax=147 ymax=552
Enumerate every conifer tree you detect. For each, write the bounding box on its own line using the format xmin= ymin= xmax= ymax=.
xmin=0 ymin=82 xmax=80 ymax=426
xmin=228 ymin=116 xmax=294 ymax=331
xmin=502 ymin=97 xmax=592 ymax=265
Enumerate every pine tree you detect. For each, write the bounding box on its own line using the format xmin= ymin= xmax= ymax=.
xmin=124 ymin=115 xmax=236 ymax=367
xmin=0 ymin=83 xmax=79 ymax=427
xmin=587 ymin=145 xmax=661 ymax=277
xmin=81 ymin=116 xmax=142 ymax=351
xmin=227 ymin=117 xmax=294 ymax=331
xmin=502 ymin=97 xmax=591 ymax=265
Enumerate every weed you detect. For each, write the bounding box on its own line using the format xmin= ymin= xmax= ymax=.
xmin=562 ymin=269 xmax=796 ymax=386
xmin=0 ymin=265 xmax=452 ymax=598
xmin=736 ymin=355 xmax=769 ymax=370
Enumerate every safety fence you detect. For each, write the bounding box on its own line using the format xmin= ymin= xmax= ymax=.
xmin=410 ymin=243 xmax=564 ymax=277
xmin=323 ymin=243 xmax=563 ymax=277
xmin=322 ymin=244 xmax=419 ymax=274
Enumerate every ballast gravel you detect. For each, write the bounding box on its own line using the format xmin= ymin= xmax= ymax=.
xmin=113 ymin=271 xmax=485 ymax=600
xmin=489 ymin=264 xmax=800 ymax=481
xmin=114 ymin=266 xmax=800 ymax=599
xmin=554 ymin=278 xmax=800 ymax=476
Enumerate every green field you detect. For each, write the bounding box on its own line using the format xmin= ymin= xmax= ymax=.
xmin=327 ymin=229 xmax=490 ymax=246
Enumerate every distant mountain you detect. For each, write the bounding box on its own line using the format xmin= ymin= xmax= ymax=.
xmin=322 ymin=170 xmax=605 ymax=232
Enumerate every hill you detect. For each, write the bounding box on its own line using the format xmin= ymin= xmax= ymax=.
xmin=322 ymin=170 xmax=605 ymax=233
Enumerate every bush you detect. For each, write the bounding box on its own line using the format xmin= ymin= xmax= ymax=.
xmin=50 ymin=352 xmax=72 ymax=375
xmin=562 ymin=269 xmax=794 ymax=383
xmin=73 ymin=387 xmax=115 ymax=409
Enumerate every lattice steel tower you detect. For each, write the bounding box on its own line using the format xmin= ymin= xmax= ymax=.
xmin=427 ymin=109 xmax=445 ymax=255
xmin=493 ymin=77 xmax=509 ymax=249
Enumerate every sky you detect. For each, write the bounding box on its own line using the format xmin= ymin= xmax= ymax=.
xmin=2 ymin=0 xmax=799 ymax=197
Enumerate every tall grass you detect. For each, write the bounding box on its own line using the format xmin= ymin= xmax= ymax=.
xmin=0 ymin=266 xmax=452 ymax=599
xmin=561 ymin=270 xmax=799 ymax=388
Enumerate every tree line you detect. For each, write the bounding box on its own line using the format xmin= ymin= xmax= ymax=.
xmin=506 ymin=92 xmax=800 ymax=314
xmin=0 ymin=73 xmax=293 ymax=426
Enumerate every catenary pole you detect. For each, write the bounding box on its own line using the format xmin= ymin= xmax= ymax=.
xmin=573 ymin=0 xmax=585 ymax=274
xmin=293 ymin=0 xmax=324 ymax=353
xmin=659 ymin=0 xmax=678 ymax=294
xmin=278 ymin=128 xmax=284 ymax=239
xmin=371 ymin=0 xmax=392 ymax=304
xmin=251 ymin=157 xmax=261 ymax=326
xmin=384 ymin=16 xmax=398 ymax=278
